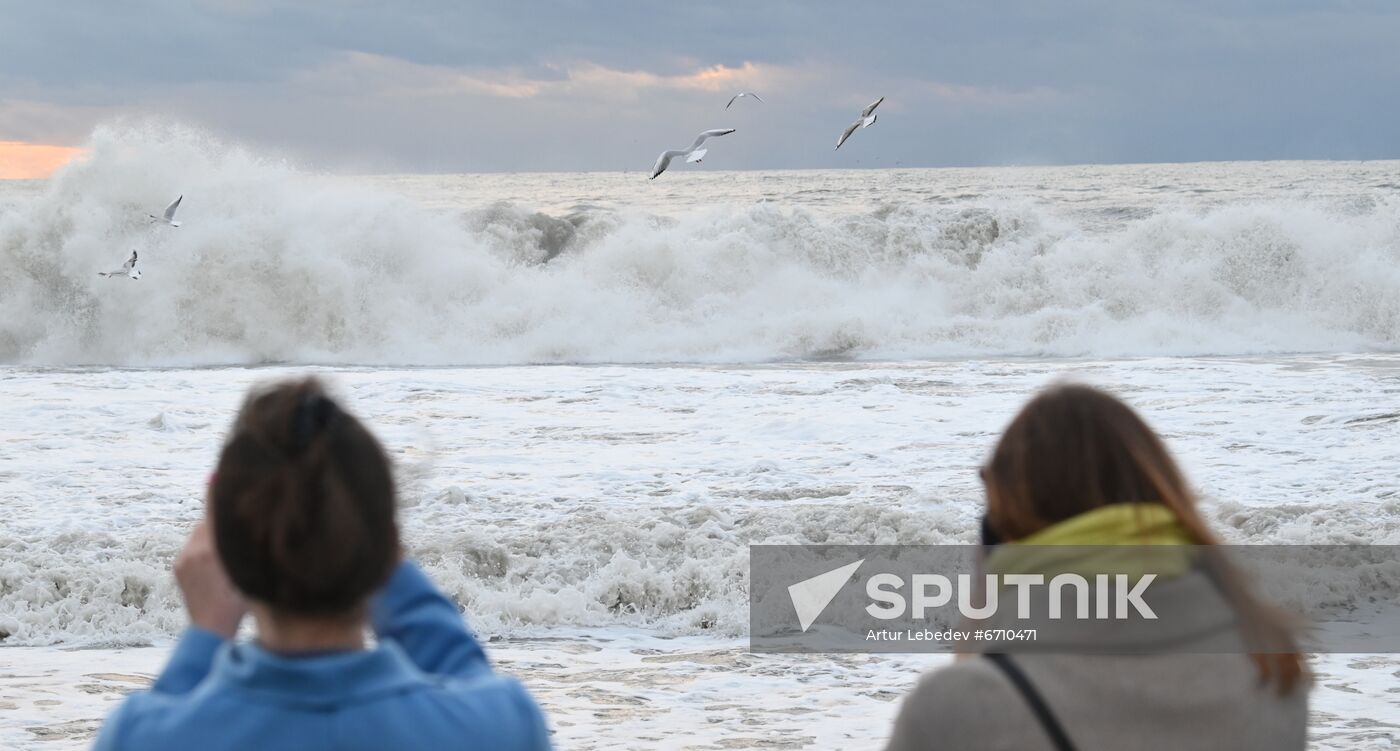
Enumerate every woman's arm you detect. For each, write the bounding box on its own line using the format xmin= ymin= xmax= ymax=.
xmin=370 ymin=560 xmax=491 ymax=678
xmin=155 ymin=520 xmax=246 ymax=693
xmin=149 ymin=627 xmax=226 ymax=693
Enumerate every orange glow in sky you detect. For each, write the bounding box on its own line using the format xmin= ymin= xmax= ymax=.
xmin=0 ymin=141 xmax=84 ymax=179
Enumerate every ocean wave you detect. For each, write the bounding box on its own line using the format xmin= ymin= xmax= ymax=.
xmin=3 ymin=495 xmax=1397 ymax=646
xmin=3 ymin=124 xmax=1400 ymax=366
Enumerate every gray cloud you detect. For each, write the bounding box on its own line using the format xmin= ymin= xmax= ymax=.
xmin=2 ymin=1 xmax=1397 ymax=172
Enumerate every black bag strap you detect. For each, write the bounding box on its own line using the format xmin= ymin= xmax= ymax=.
xmin=984 ymin=653 xmax=1077 ymax=751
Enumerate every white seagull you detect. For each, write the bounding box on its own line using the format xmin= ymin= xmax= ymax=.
xmin=99 ymin=250 xmax=142 ymax=280
xmin=725 ymin=92 xmax=763 ymax=109
xmin=649 ymin=128 xmax=736 ymax=179
xmin=149 ymin=195 xmax=183 ymax=227
xmin=835 ymin=97 xmax=885 ymax=150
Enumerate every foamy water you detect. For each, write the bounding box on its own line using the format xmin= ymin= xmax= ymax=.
xmin=2 ymin=125 xmax=1399 ymax=748
xmin=4 ymin=358 xmax=1400 ymax=648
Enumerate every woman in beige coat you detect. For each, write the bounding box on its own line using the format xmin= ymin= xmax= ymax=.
xmin=885 ymin=384 xmax=1308 ymax=751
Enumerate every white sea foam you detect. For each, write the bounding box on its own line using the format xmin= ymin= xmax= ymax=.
xmin=3 ymin=124 xmax=1400 ymax=366
xmin=3 ymin=358 xmax=1398 ymax=647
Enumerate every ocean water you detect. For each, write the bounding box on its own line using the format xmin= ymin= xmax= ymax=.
xmin=2 ymin=125 xmax=1399 ymax=748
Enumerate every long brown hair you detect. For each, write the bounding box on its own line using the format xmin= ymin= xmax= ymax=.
xmin=983 ymin=383 xmax=1305 ymax=692
xmin=211 ymin=378 xmax=399 ymax=617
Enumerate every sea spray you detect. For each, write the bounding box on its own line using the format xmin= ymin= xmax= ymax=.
xmin=4 ymin=125 xmax=1400 ymax=365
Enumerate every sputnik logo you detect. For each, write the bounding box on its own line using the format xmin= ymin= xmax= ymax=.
xmin=787 ymin=559 xmax=864 ymax=632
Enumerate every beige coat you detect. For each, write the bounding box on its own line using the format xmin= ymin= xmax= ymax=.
xmin=884 ymin=569 xmax=1308 ymax=751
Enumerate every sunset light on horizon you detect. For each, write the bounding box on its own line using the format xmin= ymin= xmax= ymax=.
xmin=0 ymin=141 xmax=84 ymax=179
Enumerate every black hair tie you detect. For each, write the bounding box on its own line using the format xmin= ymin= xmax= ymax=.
xmin=291 ymin=393 xmax=338 ymax=453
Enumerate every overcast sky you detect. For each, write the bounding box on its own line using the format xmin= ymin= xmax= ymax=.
xmin=2 ymin=0 xmax=1397 ymax=173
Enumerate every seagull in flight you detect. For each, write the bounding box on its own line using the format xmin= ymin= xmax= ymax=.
xmin=650 ymin=128 xmax=736 ymax=179
xmin=149 ymin=195 xmax=183 ymax=227
xmin=99 ymin=250 xmax=142 ymax=280
xmin=725 ymin=92 xmax=763 ymax=109
xmin=836 ymin=97 xmax=884 ymax=150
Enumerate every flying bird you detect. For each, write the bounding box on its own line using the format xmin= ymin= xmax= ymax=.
xmin=649 ymin=128 xmax=736 ymax=179
xmin=99 ymin=250 xmax=142 ymax=280
xmin=725 ymin=92 xmax=763 ymax=109
xmin=835 ymin=97 xmax=885 ymax=150
xmin=150 ymin=195 xmax=183 ymax=227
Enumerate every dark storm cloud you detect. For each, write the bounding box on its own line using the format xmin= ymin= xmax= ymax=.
xmin=1 ymin=0 xmax=1397 ymax=171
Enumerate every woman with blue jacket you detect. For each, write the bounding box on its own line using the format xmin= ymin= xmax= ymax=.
xmin=95 ymin=378 xmax=552 ymax=750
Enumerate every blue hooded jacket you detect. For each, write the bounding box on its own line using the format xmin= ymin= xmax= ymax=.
xmin=94 ymin=561 xmax=551 ymax=750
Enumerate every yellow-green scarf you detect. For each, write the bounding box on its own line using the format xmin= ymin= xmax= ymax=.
xmin=986 ymin=503 xmax=1196 ymax=583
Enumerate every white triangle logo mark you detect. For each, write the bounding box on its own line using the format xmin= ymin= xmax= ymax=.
xmin=788 ymin=559 xmax=864 ymax=633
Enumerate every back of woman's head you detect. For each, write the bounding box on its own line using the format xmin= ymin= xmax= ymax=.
xmin=211 ymin=378 xmax=399 ymax=616
xmin=985 ymin=383 xmax=1306 ymax=691
xmin=983 ymin=383 xmax=1217 ymax=544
